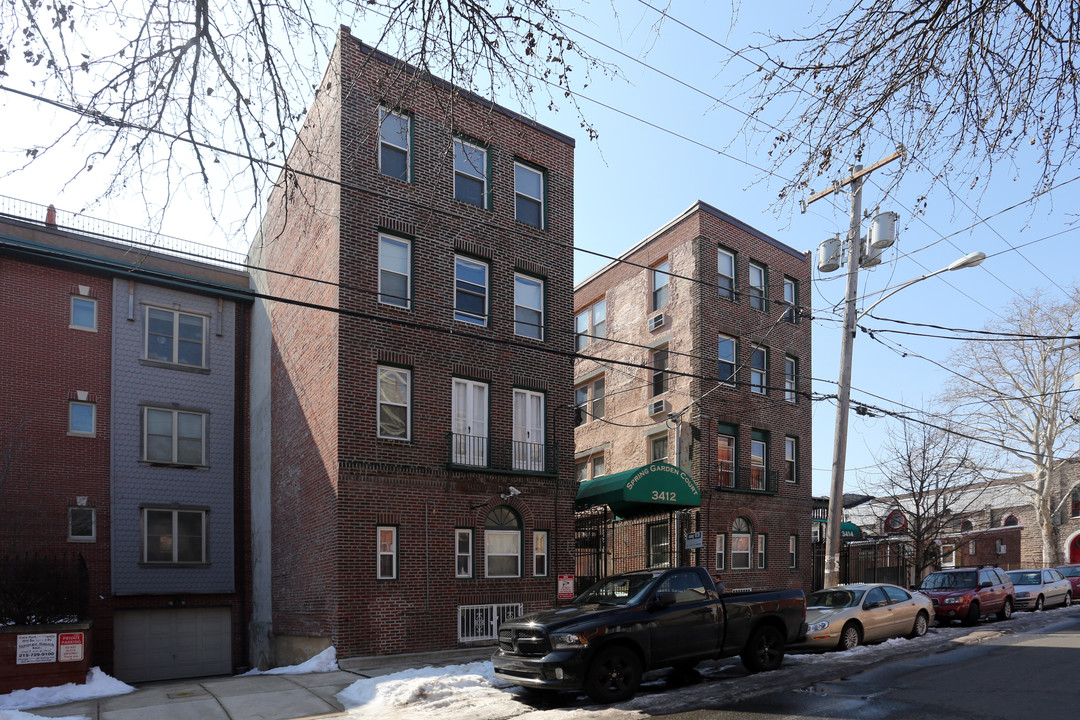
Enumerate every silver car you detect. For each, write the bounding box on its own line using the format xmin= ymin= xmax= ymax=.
xmin=794 ymin=583 xmax=934 ymax=651
xmin=1006 ymin=568 xmax=1073 ymax=611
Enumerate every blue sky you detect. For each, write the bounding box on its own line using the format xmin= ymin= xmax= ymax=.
xmin=2 ymin=1 xmax=1076 ymax=496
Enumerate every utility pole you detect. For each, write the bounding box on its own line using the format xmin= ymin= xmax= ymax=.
xmin=807 ymin=151 xmax=901 ymax=588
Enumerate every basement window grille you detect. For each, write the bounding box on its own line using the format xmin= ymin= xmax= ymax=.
xmin=457 ymin=603 xmax=523 ymax=642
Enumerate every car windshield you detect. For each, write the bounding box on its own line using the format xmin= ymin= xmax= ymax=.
xmin=575 ymin=573 xmax=658 ymax=606
xmin=921 ymin=571 xmax=977 ymax=589
xmin=1007 ymin=571 xmax=1042 ymax=586
xmin=806 ymin=590 xmax=857 ymax=608
xmin=1058 ymin=567 xmax=1080 ymax=578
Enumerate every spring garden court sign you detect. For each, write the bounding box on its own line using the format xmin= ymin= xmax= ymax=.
xmin=575 ymin=462 xmax=700 ymax=518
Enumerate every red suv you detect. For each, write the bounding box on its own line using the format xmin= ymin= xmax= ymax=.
xmin=918 ymin=566 xmax=1014 ymax=626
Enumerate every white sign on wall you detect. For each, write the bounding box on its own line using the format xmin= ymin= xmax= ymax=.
xmin=685 ymin=531 xmax=703 ymax=549
xmin=16 ymin=634 xmax=57 ymax=665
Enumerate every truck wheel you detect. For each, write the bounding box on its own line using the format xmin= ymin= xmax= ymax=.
xmin=996 ymin=598 xmax=1012 ymax=620
xmin=740 ymin=624 xmax=786 ymax=673
xmin=583 ymin=647 xmax=642 ymax=704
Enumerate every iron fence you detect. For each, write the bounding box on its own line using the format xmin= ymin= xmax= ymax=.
xmin=0 ymin=552 xmax=89 ymax=625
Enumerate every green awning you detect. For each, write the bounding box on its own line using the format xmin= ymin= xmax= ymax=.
xmin=812 ymin=518 xmax=863 ymax=540
xmin=576 ymin=462 xmax=700 ymax=518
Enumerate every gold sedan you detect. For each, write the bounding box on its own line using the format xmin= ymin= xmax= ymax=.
xmin=793 ymin=583 xmax=934 ymax=651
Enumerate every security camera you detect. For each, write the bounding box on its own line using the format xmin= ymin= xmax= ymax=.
xmin=508 ymin=486 xmax=522 ymax=496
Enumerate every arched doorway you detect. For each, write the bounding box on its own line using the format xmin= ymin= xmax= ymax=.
xmin=1070 ymin=534 xmax=1080 ymax=563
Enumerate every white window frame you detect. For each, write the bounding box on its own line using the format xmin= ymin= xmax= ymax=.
xmin=652 ymin=260 xmax=670 ymax=311
xmin=575 ymin=461 xmax=588 ymax=482
xmin=785 ymin=437 xmax=797 ymax=484
xmin=454 ymin=138 xmax=488 ymax=207
xmin=377 ymin=366 xmax=412 ymax=441
xmin=574 ymin=385 xmax=589 ymax=427
xmin=143 ymin=508 xmax=206 ymax=563
xmin=486 ymin=530 xmax=521 ymax=578
xmin=789 ymin=535 xmax=797 ymax=568
xmin=68 ymin=507 xmax=96 ymax=542
xmin=378 ymin=108 xmax=411 ymax=181
xmin=378 ymin=234 xmax=411 ymax=308
xmin=750 ymin=346 xmax=767 ymax=394
xmin=718 ymin=248 xmax=735 ymax=300
xmin=143 ymin=407 xmax=206 ymax=465
xmin=70 ymin=295 xmax=97 ymax=331
xmin=650 ymin=433 xmax=669 ymax=464
xmin=533 ymin=530 xmax=549 ymax=577
xmin=715 ymin=533 xmax=726 ymax=570
xmin=68 ymin=401 xmax=96 ymax=437
xmin=591 ymin=454 xmax=605 ymax=478
xmin=647 ymin=522 xmax=670 ymax=568
xmin=751 ymin=438 xmax=767 ymax=490
xmin=718 ymin=433 xmax=735 ymax=488
xmin=732 ymin=519 xmax=752 ymax=570
xmin=455 ymin=528 xmax=473 ymax=578
xmin=514 ymin=273 xmax=544 ymax=340
xmin=719 ymin=335 xmax=736 ymax=386
xmin=758 ymin=534 xmax=767 ymax=569
xmin=377 ymin=525 xmax=398 ymax=579
xmin=145 ymin=306 xmax=207 ymax=367
xmin=514 ymin=162 xmax=544 ymax=228
xmin=748 ymin=262 xmax=767 ymax=311
xmin=454 ymin=255 xmax=489 ymax=326
xmin=512 ymin=388 xmax=545 ymax=472
xmin=783 ymin=277 xmax=797 ymax=322
xmin=591 ymin=378 xmax=605 ymax=420
xmin=575 ymin=299 xmax=606 ymax=350
xmin=941 ymin=544 xmax=956 ymax=568
xmin=452 ymin=377 xmax=489 ymax=466
xmin=784 ymin=355 xmax=797 ymax=403
xmin=652 ymin=346 xmax=669 ymax=397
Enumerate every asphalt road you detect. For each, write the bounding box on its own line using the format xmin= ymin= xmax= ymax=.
xmin=663 ymin=613 xmax=1080 ymax=720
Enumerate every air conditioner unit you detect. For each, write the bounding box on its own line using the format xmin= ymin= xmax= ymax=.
xmin=648 ymin=313 xmax=666 ymax=331
xmin=995 ymin=539 xmax=1007 ymax=555
xmin=648 ymin=399 xmax=667 ymax=416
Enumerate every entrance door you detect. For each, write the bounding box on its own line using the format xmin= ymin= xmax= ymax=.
xmin=452 ymin=379 xmax=488 ymax=466
xmin=512 ymin=389 xmax=545 ymax=471
xmin=1071 ymin=535 xmax=1080 ymax=563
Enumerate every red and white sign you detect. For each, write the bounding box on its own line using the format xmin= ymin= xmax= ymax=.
xmin=557 ymin=574 xmax=575 ymax=600
xmin=58 ymin=632 xmax=84 ymax=662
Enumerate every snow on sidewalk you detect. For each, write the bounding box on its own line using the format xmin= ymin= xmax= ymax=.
xmin=0 ymin=667 xmax=134 ymax=720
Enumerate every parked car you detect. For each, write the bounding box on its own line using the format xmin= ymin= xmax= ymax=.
xmin=918 ymin=566 xmax=1014 ymax=626
xmin=1007 ymin=568 xmax=1073 ymax=610
xmin=795 ymin=583 xmax=934 ymax=651
xmin=1054 ymin=563 xmax=1080 ymax=595
xmin=491 ymin=566 xmax=806 ymax=703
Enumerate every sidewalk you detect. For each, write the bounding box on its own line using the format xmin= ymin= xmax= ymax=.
xmin=23 ymin=646 xmax=495 ymax=720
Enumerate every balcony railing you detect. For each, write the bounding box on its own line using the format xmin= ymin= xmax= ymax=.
xmin=445 ymin=433 xmax=558 ymax=475
xmin=718 ymin=467 xmax=779 ymax=494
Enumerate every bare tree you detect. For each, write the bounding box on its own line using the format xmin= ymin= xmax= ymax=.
xmin=858 ymin=415 xmax=982 ymax=582
xmin=943 ymin=286 xmax=1080 ymax=565
xmin=740 ymin=0 xmax=1080 ymax=209
xmin=0 ymin=1 xmax=609 ymax=226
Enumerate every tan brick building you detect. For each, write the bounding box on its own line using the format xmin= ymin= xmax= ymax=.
xmin=571 ymin=202 xmax=813 ymax=594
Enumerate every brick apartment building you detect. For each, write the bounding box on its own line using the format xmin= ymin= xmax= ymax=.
xmin=572 ymin=202 xmax=813 ymax=594
xmin=0 ymin=202 xmax=252 ymax=683
xmin=247 ymin=28 xmax=576 ymax=663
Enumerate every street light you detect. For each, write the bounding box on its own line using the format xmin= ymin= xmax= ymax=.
xmin=823 ymin=249 xmax=986 ymax=588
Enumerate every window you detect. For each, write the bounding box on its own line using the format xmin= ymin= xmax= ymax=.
xmin=591 ymin=454 xmax=606 ymax=478
xmin=512 ymin=388 xmax=545 ymax=471
xmin=144 ymin=508 xmax=205 ymax=563
xmin=575 ymin=299 xmax=606 ymax=350
xmin=960 ymin=519 xmax=974 ymax=532
xmin=789 ymin=535 xmax=797 ymax=568
xmin=452 ymin=378 xmax=489 ymax=465
xmin=750 ymin=347 xmax=767 ymax=394
xmin=69 ymin=507 xmax=95 ymax=542
xmin=378 ymin=235 xmax=411 ymax=308
xmin=69 ymin=401 xmax=95 ymax=436
xmin=70 ymin=296 xmax=96 ymax=330
xmin=784 ymin=355 xmax=797 ymax=403
xmin=146 ymin=307 xmax=206 ymax=367
xmin=715 ymin=533 xmax=726 ymax=570
xmin=718 ymin=248 xmax=735 ymax=300
xmin=1003 ymin=514 xmax=1019 ymax=526
xmin=748 ymin=262 xmax=767 ymax=311
xmin=757 ymin=534 xmax=767 ymax=569
xmin=784 ymin=437 xmax=797 ymax=483
xmin=652 ymin=261 xmax=670 ymax=311
xmin=377 ymin=366 xmax=411 ymax=440
xmin=782 ymin=277 xmax=798 ymax=322
xmin=515 ymin=162 xmax=544 ymax=228
xmin=455 ymin=528 xmax=473 ymax=578
xmin=533 ymin=530 xmax=549 ymax=577
xmin=514 ymin=274 xmax=544 ymax=339
xmin=647 ymin=522 xmax=669 ymax=567
xmin=732 ymin=517 xmax=752 ymax=570
xmin=717 ymin=432 xmax=735 ymax=488
xmin=144 ymin=407 xmax=205 ymax=465
xmin=378 ymin=108 xmax=410 ymax=181
xmin=941 ymin=544 xmax=956 ymax=568
xmin=718 ymin=336 xmax=736 ymax=385
xmin=969 ymin=540 xmax=977 ymax=556
xmin=650 ymin=434 xmax=668 ymax=464
xmin=377 ymin=525 xmax=398 ymax=579
xmin=454 ymin=256 xmax=489 ymax=325
xmin=1072 ymin=491 xmax=1080 ymax=517
xmin=454 ymin=138 xmax=487 ymax=207
xmin=591 ymin=378 xmax=606 ymax=420
xmin=652 ymin=347 xmax=669 ymax=396
xmin=574 ymin=386 xmax=589 ymax=427
xmin=575 ymin=461 xmax=588 ymax=482
xmin=750 ymin=435 xmax=767 ymax=490
xmin=485 ymin=506 xmax=521 ymax=578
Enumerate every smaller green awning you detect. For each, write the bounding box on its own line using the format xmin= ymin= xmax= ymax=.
xmin=812 ymin=518 xmax=863 ymax=540
xmin=576 ymin=462 xmax=700 ymax=518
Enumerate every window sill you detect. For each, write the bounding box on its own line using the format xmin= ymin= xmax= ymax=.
xmin=67 ymin=431 xmax=97 ymax=438
xmin=140 ymin=359 xmax=210 ymax=374
xmin=69 ymin=325 xmax=98 ymax=332
xmin=139 ymin=461 xmax=210 ymax=470
xmin=138 ymin=562 xmax=210 ymax=569
xmin=376 ymin=437 xmax=413 ymax=446
xmin=67 ymin=537 xmax=96 ymax=543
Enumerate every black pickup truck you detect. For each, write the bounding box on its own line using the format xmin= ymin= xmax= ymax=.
xmin=492 ymin=566 xmax=806 ymax=702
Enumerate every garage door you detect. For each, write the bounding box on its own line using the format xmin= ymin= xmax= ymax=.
xmin=113 ymin=608 xmax=232 ymax=682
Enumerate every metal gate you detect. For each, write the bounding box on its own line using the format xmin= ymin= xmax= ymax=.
xmin=812 ymin=539 xmax=913 ymax=590
xmin=573 ymin=508 xmax=698 ymax=596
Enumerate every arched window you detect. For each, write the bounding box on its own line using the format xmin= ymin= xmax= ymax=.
xmin=1071 ymin=491 xmax=1080 ymax=518
xmin=732 ymin=517 xmax=752 ymax=570
xmin=1003 ymin=514 xmax=1019 ymax=527
xmin=960 ymin=520 xmax=973 ymax=533
xmin=485 ymin=506 xmax=521 ymax=578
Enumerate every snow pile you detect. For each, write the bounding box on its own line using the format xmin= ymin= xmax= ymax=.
xmin=240 ymin=646 xmax=339 ymax=676
xmin=0 ymin=710 xmax=90 ymax=720
xmin=0 ymin=667 xmax=133 ymax=712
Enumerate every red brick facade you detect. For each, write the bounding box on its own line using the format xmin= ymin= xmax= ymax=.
xmin=254 ymin=29 xmax=576 ymax=657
